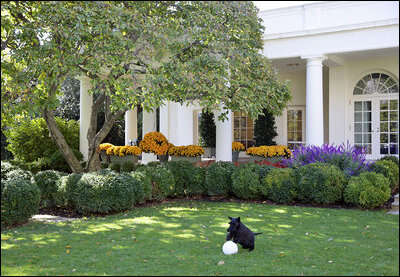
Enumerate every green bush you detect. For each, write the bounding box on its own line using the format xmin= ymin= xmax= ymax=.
xmin=166 ymin=161 xmax=204 ymax=197
xmin=344 ymin=172 xmax=391 ymax=209
xmin=9 ymin=158 xmax=50 ymax=174
xmin=295 ymin=163 xmax=346 ymax=204
xmin=379 ymin=155 xmax=399 ymax=165
xmin=55 ymin=173 xmax=83 ymax=208
xmin=370 ymin=160 xmax=399 ymax=191
xmin=232 ymin=163 xmax=263 ymax=199
xmin=109 ymin=162 xmax=121 ymax=172
xmin=33 ymin=170 xmax=66 ymax=208
xmin=136 ymin=165 xmax=175 ymax=201
xmin=1 ymin=161 xmax=19 ymax=179
xmin=261 ymin=168 xmax=296 ymax=204
xmin=74 ymin=172 xmax=140 ymax=214
xmin=5 ymin=117 xmax=80 ymax=168
xmin=204 ymin=161 xmax=236 ymax=196
xmin=189 ymin=166 xmax=207 ymax=196
xmin=47 ymin=149 xmax=83 ymax=173
xmin=129 ymin=170 xmax=152 ymax=203
xmin=5 ymin=169 xmax=33 ymax=183
xmin=1 ymin=177 xmax=41 ymax=228
xmin=120 ymin=161 xmax=136 ymax=173
xmin=257 ymin=164 xmax=275 ymax=181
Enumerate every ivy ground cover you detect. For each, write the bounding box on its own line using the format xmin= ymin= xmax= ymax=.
xmin=1 ymin=201 xmax=398 ymax=276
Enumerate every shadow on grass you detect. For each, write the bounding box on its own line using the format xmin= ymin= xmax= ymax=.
xmin=1 ymin=201 xmax=399 ymax=276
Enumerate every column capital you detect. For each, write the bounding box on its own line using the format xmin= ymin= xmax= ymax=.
xmin=301 ymin=54 xmax=327 ymax=63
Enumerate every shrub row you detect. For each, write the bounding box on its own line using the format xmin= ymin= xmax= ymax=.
xmin=1 ymin=158 xmax=398 ymax=227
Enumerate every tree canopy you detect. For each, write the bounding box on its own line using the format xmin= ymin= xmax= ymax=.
xmin=1 ymin=1 xmax=291 ymax=172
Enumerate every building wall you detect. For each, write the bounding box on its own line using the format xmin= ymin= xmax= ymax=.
xmin=329 ymin=54 xmax=399 ymax=145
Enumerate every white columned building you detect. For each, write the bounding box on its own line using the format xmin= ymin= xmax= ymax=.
xmin=141 ymin=109 xmax=157 ymax=163
xmin=124 ymin=108 xmax=137 ymax=146
xmin=303 ymin=55 xmax=326 ymax=146
xmin=79 ymin=76 xmax=93 ymax=161
xmin=214 ymin=106 xmax=233 ymax=162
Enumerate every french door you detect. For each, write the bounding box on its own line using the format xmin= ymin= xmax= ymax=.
xmin=353 ymin=97 xmax=399 ymax=159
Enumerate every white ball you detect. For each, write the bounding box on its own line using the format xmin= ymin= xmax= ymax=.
xmin=222 ymin=241 xmax=238 ymax=255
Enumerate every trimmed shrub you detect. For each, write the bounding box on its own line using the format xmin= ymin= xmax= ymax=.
xmin=136 ymin=164 xmax=175 ymax=201
xmin=344 ymin=172 xmax=391 ymax=209
xmin=204 ymin=161 xmax=236 ymax=196
xmin=129 ymin=170 xmax=152 ymax=203
xmin=109 ymin=162 xmax=121 ymax=172
xmin=261 ymin=168 xmax=296 ymax=204
xmin=380 ymin=155 xmax=399 ymax=165
xmin=120 ymin=161 xmax=137 ymax=173
xmin=370 ymin=160 xmax=399 ymax=191
xmin=232 ymin=163 xmax=263 ymax=199
xmin=166 ymin=161 xmax=201 ymax=197
xmin=33 ymin=170 xmax=66 ymax=208
xmin=256 ymin=164 xmax=275 ymax=181
xmin=5 ymin=169 xmax=33 ymax=183
xmin=55 ymin=173 xmax=83 ymax=208
xmin=74 ymin=172 xmax=139 ymax=214
xmin=189 ymin=166 xmax=207 ymax=196
xmin=295 ymin=163 xmax=346 ymax=204
xmin=9 ymin=158 xmax=50 ymax=174
xmin=1 ymin=177 xmax=41 ymax=228
xmin=1 ymin=161 xmax=19 ymax=179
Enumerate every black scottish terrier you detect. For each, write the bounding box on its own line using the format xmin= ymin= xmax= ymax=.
xmin=226 ymin=216 xmax=262 ymax=251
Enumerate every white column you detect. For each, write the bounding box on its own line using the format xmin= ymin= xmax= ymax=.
xmin=142 ymin=109 xmax=157 ymax=164
xmin=159 ymin=102 xmax=169 ymax=140
xmin=168 ymin=102 xmax=194 ymax=146
xmin=125 ymin=108 xmax=137 ymax=145
xmin=303 ymin=55 xmax=326 ymax=146
xmin=79 ymin=76 xmax=93 ymax=161
xmin=214 ymin=106 xmax=232 ymax=162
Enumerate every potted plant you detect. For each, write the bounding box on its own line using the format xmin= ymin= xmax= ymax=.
xmin=232 ymin=141 xmax=245 ymax=163
xmin=168 ymin=145 xmax=204 ymax=163
xmin=246 ymin=145 xmax=292 ymax=163
xmin=97 ymin=143 xmax=114 ymax=163
xmin=106 ymin=145 xmax=142 ymax=164
xmin=139 ymin=131 xmax=170 ymax=162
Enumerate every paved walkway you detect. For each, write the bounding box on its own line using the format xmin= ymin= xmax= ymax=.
xmin=31 ymin=214 xmax=80 ymax=223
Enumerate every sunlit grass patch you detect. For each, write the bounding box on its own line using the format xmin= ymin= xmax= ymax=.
xmin=1 ymin=201 xmax=399 ymax=276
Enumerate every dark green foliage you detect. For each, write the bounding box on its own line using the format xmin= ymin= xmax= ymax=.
xmin=370 ymin=160 xmax=399 ymax=191
xmin=231 ymin=163 xmax=263 ymax=199
xmin=295 ymin=163 xmax=346 ymax=204
xmin=109 ymin=162 xmax=121 ymax=172
xmin=204 ymin=161 xmax=236 ymax=196
xmin=166 ymin=161 xmax=202 ymax=197
xmin=33 ymin=170 xmax=66 ymax=208
xmin=47 ymin=149 xmax=84 ymax=173
xmin=120 ymin=161 xmax=137 ymax=173
xmin=1 ymin=161 xmax=19 ymax=182
xmin=254 ymin=108 xmax=277 ymax=146
xmin=1 ymin=129 xmax=13 ymax=160
xmin=9 ymin=158 xmax=49 ymax=174
xmin=129 ymin=170 xmax=152 ymax=203
xmin=56 ymin=173 xmax=83 ymax=208
xmin=100 ymin=162 xmax=109 ymax=169
xmin=54 ymin=76 xmax=81 ymax=121
xmin=74 ymin=172 xmax=140 ymax=214
xmin=5 ymin=169 xmax=33 ymax=183
xmin=1 ymin=177 xmax=41 ymax=228
xmin=136 ymin=165 xmax=175 ymax=201
xmin=344 ymin=172 xmax=391 ymax=209
xmin=379 ymin=155 xmax=399 ymax=165
xmin=257 ymin=165 xmax=275 ymax=181
xmin=199 ymin=110 xmax=216 ymax=147
xmin=189 ymin=166 xmax=207 ymax=196
xmin=262 ymin=168 xmax=296 ymax=204
xmin=5 ymin=117 xmax=80 ymax=163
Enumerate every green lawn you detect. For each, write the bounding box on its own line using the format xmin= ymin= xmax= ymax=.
xmin=1 ymin=200 xmax=399 ymax=276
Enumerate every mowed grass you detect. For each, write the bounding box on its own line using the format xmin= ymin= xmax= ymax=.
xmin=1 ymin=200 xmax=399 ymax=276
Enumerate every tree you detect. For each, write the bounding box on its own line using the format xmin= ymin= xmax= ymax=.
xmin=254 ymin=108 xmax=278 ymax=146
xmin=2 ymin=1 xmax=291 ymax=173
xmin=199 ymin=110 xmax=216 ymax=148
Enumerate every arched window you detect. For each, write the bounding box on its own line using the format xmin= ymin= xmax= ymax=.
xmin=353 ymin=73 xmax=398 ymax=95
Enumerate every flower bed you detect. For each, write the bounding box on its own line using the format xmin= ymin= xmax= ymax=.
xmin=246 ymin=145 xmax=292 ymax=162
xmin=139 ymin=132 xmax=170 ymax=156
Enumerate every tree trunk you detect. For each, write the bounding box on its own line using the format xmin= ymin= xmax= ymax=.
xmin=43 ymin=109 xmax=84 ymax=173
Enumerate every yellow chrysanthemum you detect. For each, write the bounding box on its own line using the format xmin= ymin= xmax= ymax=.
xmin=232 ymin=142 xmax=245 ymax=152
xmin=168 ymin=145 xmax=204 ymax=157
xmin=246 ymin=145 xmax=292 ymax=158
xmin=139 ymin=132 xmax=170 ymax=155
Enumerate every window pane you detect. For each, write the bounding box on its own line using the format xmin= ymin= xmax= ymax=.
xmin=363 ymin=134 xmax=371 ymax=143
xmin=390 ymin=111 xmax=398 ymax=121
xmin=380 ymin=112 xmax=388 ymax=121
xmin=287 ymin=110 xmax=294 ymax=121
xmin=390 ymin=100 xmax=398 ymax=110
xmin=296 ymin=121 xmax=302 ymax=131
xmin=355 ymin=123 xmax=362 ymax=132
xmin=380 ymin=100 xmax=389 ymax=111
xmin=288 ymin=132 xmax=294 ymax=141
xmin=356 ymin=80 xmax=366 ymax=90
xmin=390 ymin=134 xmax=398 ymax=144
xmin=381 ymin=144 xmax=389 ymax=154
xmin=389 ymin=85 xmax=399 ymax=94
xmin=234 ymin=118 xmax=239 ymax=128
xmin=363 ymin=112 xmax=371 ymax=122
xmin=363 ymin=123 xmax=372 ymax=133
xmin=380 ymin=133 xmax=388 ymax=143
xmin=381 ymin=122 xmax=388 ymax=132
xmin=390 ymin=144 xmax=398 ymax=154
xmin=355 ymin=134 xmax=362 ymax=143
xmin=363 ymin=101 xmax=371 ymax=110
xmin=355 ymin=112 xmax=362 ymax=122
xmin=296 ymin=131 xmax=302 ymax=141
xmin=353 ymin=87 xmax=363 ymax=95
xmin=390 ymin=122 xmax=398 ymax=132
xmin=297 ymin=111 xmax=302 ymax=121
xmin=355 ymin=102 xmax=363 ymax=111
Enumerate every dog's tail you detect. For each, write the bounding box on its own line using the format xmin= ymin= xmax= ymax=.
xmin=254 ymin=232 xmax=262 ymax=236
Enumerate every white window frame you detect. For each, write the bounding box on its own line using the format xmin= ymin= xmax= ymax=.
xmin=286 ymin=106 xmax=306 ymax=149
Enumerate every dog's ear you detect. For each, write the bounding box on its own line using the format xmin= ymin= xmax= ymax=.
xmin=228 ymin=216 xmax=232 ymax=220
xmin=237 ymin=217 xmax=240 ymax=222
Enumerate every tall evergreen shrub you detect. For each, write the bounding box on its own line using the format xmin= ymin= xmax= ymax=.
xmin=254 ymin=108 xmax=277 ymax=146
